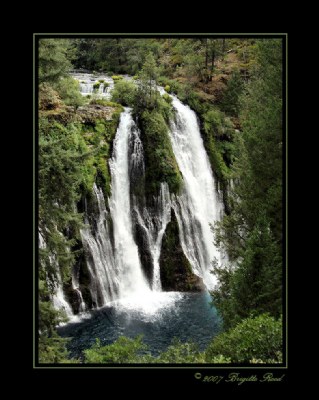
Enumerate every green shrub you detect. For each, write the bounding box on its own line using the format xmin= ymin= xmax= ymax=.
xmin=53 ymin=76 xmax=85 ymax=109
xmin=162 ymin=93 xmax=172 ymax=104
xmin=39 ymin=333 xmax=76 ymax=363
xmin=164 ymin=85 xmax=171 ymax=93
xmin=84 ymin=336 xmax=147 ymax=363
xmin=154 ymin=339 xmax=205 ymax=363
xmin=93 ymin=82 xmax=100 ymax=90
xmin=112 ymin=75 xmax=123 ymax=81
xmin=84 ymin=336 xmax=205 ymax=364
xmin=111 ymin=80 xmax=137 ymax=107
xmin=133 ymin=75 xmax=139 ymax=80
xmin=158 ymin=76 xmax=182 ymax=94
xmin=203 ymin=109 xmax=224 ymax=137
xmin=98 ymin=79 xmax=105 ymax=83
xmin=205 ymin=314 xmax=282 ymax=363
xmin=103 ymin=82 xmax=109 ymax=88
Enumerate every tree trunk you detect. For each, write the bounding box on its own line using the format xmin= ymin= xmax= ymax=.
xmin=205 ymin=39 xmax=208 ymax=70
xmin=205 ymin=39 xmax=209 ymax=83
xmin=211 ymin=50 xmax=215 ymax=74
xmin=116 ymin=38 xmax=121 ymax=69
xmin=222 ymin=38 xmax=226 ymax=60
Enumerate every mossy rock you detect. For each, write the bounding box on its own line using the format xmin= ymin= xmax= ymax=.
xmin=138 ymin=109 xmax=183 ymax=198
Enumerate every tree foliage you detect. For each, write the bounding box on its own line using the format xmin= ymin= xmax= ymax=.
xmin=205 ymin=314 xmax=282 ymax=363
xmin=53 ymin=76 xmax=85 ymax=109
xmin=111 ymin=79 xmax=137 ymax=107
xmin=39 ymin=39 xmax=71 ymax=83
xmin=211 ymin=39 xmax=283 ymax=328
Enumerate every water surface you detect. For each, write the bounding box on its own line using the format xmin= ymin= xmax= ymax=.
xmin=58 ymin=292 xmax=221 ymax=359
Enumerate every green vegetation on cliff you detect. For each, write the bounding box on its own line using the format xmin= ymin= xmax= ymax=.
xmin=38 ymin=39 xmax=122 ymax=363
xmin=110 ymin=53 xmax=183 ymax=197
xmin=139 ymin=109 xmax=182 ymax=196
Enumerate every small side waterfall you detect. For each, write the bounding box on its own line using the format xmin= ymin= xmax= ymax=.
xmin=133 ymin=183 xmax=171 ymax=291
xmin=80 ymin=185 xmax=118 ymax=307
xmin=71 ymin=270 xmax=86 ymax=313
xmin=71 ymin=72 xmax=114 ymax=99
xmin=39 ymin=232 xmax=74 ymax=317
xmin=52 ymin=271 xmax=74 ymax=318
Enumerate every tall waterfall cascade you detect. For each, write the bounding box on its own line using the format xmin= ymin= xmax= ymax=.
xmin=47 ymin=75 xmax=226 ymax=318
xmin=169 ymin=95 xmax=224 ymax=289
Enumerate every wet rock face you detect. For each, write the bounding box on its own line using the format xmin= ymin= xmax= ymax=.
xmin=133 ymin=221 xmax=153 ymax=283
xmin=76 ymin=105 xmax=115 ymax=124
xmin=160 ymin=210 xmax=204 ymax=292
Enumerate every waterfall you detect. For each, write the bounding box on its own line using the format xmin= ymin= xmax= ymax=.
xmin=133 ymin=183 xmax=171 ymax=291
xmin=71 ymin=270 xmax=86 ymax=313
xmin=52 ymin=271 xmax=74 ymax=318
xmin=80 ymin=108 xmax=175 ymax=312
xmin=127 ymin=120 xmax=172 ymax=291
xmin=39 ymin=232 xmax=74 ymax=317
xmin=169 ymin=96 xmax=225 ymax=289
xmin=71 ymin=72 xmax=114 ymax=99
xmin=80 ymin=185 xmax=118 ymax=307
xmin=46 ymin=73 xmax=226 ymax=318
xmin=108 ymin=108 xmax=151 ymax=298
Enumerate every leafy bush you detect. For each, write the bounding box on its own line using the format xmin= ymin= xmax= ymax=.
xmin=164 ymin=85 xmax=171 ymax=93
xmin=112 ymin=75 xmax=123 ymax=81
xmin=84 ymin=337 xmax=205 ymax=364
xmin=111 ymin=80 xmax=137 ymax=107
xmin=162 ymin=93 xmax=172 ymax=104
xmin=205 ymin=314 xmax=282 ymax=363
xmin=157 ymin=76 xmax=182 ymax=94
xmin=54 ymin=76 xmax=85 ymax=109
xmin=203 ymin=109 xmax=224 ymax=137
xmin=155 ymin=339 xmax=205 ymax=363
xmin=39 ymin=333 xmax=77 ymax=363
xmin=93 ymin=82 xmax=100 ymax=90
xmin=39 ymin=83 xmax=63 ymax=110
xmin=82 ymin=336 xmax=232 ymax=364
xmin=84 ymin=336 xmax=147 ymax=363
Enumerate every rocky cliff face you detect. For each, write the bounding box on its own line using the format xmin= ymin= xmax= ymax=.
xmin=160 ymin=209 xmax=204 ymax=292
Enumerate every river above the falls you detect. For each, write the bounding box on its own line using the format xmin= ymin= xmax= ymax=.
xmin=58 ymin=291 xmax=221 ymax=359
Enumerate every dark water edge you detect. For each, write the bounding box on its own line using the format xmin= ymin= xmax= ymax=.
xmin=58 ymin=292 xmax=221 ymax=359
